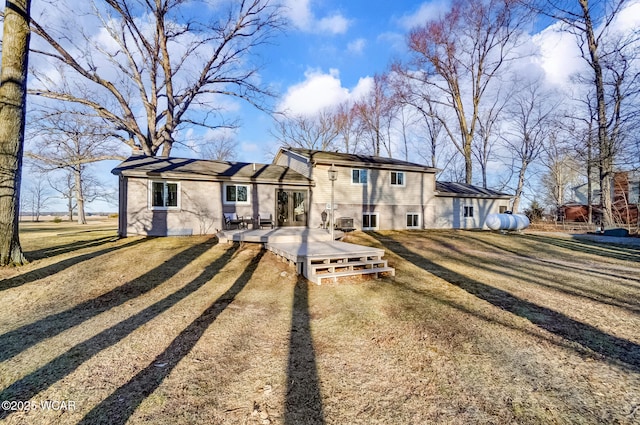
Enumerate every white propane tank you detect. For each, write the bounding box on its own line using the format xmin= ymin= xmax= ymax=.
xmin=485 ymin=213 xmax=530 ymax=231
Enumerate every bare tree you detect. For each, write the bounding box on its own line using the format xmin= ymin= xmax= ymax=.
xmin=22 ymin=175 xmax=52 ymax=222
xmin=353 ymin=74 xmax=396 ymax=157
xmin=199 ymin=134 xmax=237 ymax=162
xmin=400 ymin=0 xmax=529 ymax=184
xmin=333 ymin=102 xmax=363 ymax=154
xmin=540 ymin=132 xmax=582 ymax=210
xmin=502 ymin=78 xmax=559 ymax=213
xmin=473 ymin=93 xmax=507 ymax=189
xmin=48 ymin=170 xmax=75 ymax=221
xmin=46 ymin=168 xmax=112 ymax=221
xmin=0 ymin=0 xmax=31 ymax=265
xmin=28 ymin=0 xmax=284 ymax=157
xmin=27 ymin=111 xmax=123 ymax=224
xmin=534 ymin=0 xmax=640 ymax=225
xmin=272 ymin=110 xmax=340 ymax=151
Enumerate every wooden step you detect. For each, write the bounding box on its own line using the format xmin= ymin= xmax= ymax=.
xmin=310 ymin=260 xmax=388 ymax=275
xmin=312 ymin=267 xmax=396 ymax=284
xmin=308 ymin=255 xmax=383 ymax=265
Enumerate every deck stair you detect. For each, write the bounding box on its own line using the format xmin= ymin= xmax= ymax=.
xmin=267 ymin=240 xmax=395 ymax=284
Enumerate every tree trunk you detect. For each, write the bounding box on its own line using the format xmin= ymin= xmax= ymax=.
xmin=511 ymin=165 xmax=527 ymax=214
xmin=75 ymin=168 xmax=86 ymax=225
xmin=0 ymin=0 xmax=31 ymax=266
xmin=586 ymin=131 xmax=593 ymax=224
xmin=68 ymin=195 xmax=74 ymax=221
xmin=579 ymin=0 xmax=613 ymax=226
xmin=464 ymin=135 xmax=473 ymax=184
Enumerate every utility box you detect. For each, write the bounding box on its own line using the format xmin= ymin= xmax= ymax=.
xmin=335 ymin=217 xmax=355 ymax=232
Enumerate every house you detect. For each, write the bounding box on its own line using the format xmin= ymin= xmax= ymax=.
xmin=560 ymin=171 xmax=639 ymax=225
xmin=613 ymin=171 xmax=639 ymax=225
xmin=111 ymin=147 xmax=512 ymax=237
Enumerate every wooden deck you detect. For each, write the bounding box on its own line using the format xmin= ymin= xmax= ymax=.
xmin=217 ymin=227 xmax=340 ymax=243
xmin=217 ymin=228 xmax=395 ymax=284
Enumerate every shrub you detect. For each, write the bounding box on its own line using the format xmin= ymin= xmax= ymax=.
xmin=524 ymin=200 xmax=544 ymax=222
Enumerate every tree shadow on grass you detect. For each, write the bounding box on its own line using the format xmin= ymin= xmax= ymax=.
xmin=371 ymin=232 xmax=640 ymax=373
xmin=25 ymin=235 xmax=120 ymax=260
xmin=0 ymin=237 xmax=218 ymax=362
xmin=424 ymin=234 xmax=640 ymax=315
xmin=461 ymin=233 xmax=640 ymax=285
xmin=0 ymin=237 xmax=149 ymax=292
xmin=0 ymin=243 xmax=239 ymax=421
xmin=78 ymin=248 xmax=264 ymax=425
xmin=527 ymin=234 xmax=640 ymax=263
xmin=284 ymin=277 xmax=324 ymax=425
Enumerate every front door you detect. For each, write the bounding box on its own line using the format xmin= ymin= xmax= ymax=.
xmin=277 ymin=190 xmax=308 ymax=227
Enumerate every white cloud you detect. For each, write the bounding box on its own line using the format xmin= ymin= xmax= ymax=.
xmin=397 ymin=0 xmax=451 ymax=30
xmin=278 ymin=69 xmax=372 ymax=116
xmin=282 ymin=0 xmax=351 ymax=35
xmin=283 ymin=0 xmax=313 ymax=29
xmin=377 ymin=32 xmax=406 ymax=52
xmin=351 ymin=76 xmax=374 ymax=101
xmin=611 ymin=1 xmax=640 ymax=33
xmin=317 ymin=14 xmax=350 ymax=34
xmin=532 ymin=23 xmax=583 ymax=88
xmin=347 ymin=38 xmax=367 ymax=55
xmin=531 ymin=1 xmax=640 ymax=88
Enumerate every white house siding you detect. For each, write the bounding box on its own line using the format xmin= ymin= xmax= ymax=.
xmin=122 ymin=177 xmax=303 ymax=236
xmin=433 ymin=196 xmax=510 ymax=229
xmin=309 ymin=163 xmax=437 ymax=230
xmin=123 ymin=177 xmax=222 ymax=236
xmin=274 ymin=150 xmax=313 ymax=178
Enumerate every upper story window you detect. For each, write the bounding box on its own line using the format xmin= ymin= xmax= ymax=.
xmin=150 ymin=181 xmax=179 ymax=209
xmin=225 ymin=184 xmax=249 ymax=204
xmin=352 ymin=169 xmax=368 ymax=184
xmin=390 ymin=171 xmax=405 ymax=186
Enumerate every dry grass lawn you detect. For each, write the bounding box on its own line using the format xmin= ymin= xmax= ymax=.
xmin=1 ymin=221 xmax=639 ymax=424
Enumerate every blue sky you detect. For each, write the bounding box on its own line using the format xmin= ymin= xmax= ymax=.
xmin=22 ymin=0 xmax=640 ymax=213
xmin=174 ymin=0 xmax=454 ymax=164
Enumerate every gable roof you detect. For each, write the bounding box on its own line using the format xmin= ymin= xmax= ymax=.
xmin=280 ymin=147 xmax=438 ymax=173
xmin=436 ymin=181 xmax=511 ymax=198
xmin=112 ymin=155 xmax=312 ymax=185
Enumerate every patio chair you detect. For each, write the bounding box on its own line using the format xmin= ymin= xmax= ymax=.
xmin=258 ymin=212 xmax=274 ymax=229
xmin=224 ymin=213 xmax=244 ymax=229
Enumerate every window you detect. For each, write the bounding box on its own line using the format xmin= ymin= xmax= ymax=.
xmin=390 ymin=171 xmax=405 ymax=186
xmin=362 ymin=213 xmax=379 ymax=230
xmin=352 ymin=169 xmax=368 ymax=184
xmin=406 ymin=213 xmax=420 ymax=229
xmin=463 ymin=205 xmax=474 ymax=218
xmin=499 ymin=205 xmax=508 ymax=214
xmin=150 ymin=181 xmax=179 ymax=209
xmin=224 ymin=184 xmax=249 ymax=204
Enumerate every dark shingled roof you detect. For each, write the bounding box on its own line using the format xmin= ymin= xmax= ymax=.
xmin=285 ymin=147 xmax=438 ymax=172
xmin=111 ymin=156 xmax=312 ymax=185
xmin=436 ymin=181 xmax=511 ymax=198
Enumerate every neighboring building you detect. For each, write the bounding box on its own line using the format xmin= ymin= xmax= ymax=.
xmin=112 ymin=147 xmax=512 ymax=236
xmin=613 ymin=171 xmax=639 ymax=225
xmin=560 ymin=171 xmax=639 ymax=225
